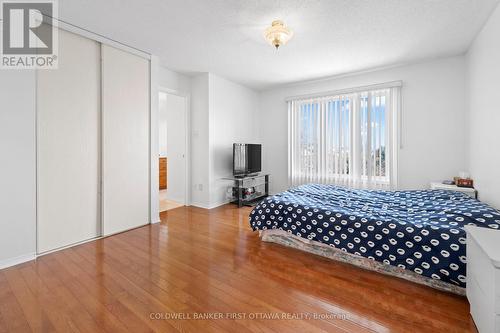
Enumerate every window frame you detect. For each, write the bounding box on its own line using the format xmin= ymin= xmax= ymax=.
xmin=287 ymin=83 xmax=401 ymax=189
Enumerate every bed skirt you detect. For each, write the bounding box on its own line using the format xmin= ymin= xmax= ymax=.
xmin=260 ymin=229 xmax=466 ymax=296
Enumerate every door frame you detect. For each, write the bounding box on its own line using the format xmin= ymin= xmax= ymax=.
xmin=158 ymin=87 xmax=191 ymax=207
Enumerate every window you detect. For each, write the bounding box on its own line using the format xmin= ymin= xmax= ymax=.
xmin=288 ymin=85 xmax=400 ymax=189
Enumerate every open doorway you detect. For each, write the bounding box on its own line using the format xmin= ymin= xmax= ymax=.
xmin=159 ymin=90 xmax=188 ymax=212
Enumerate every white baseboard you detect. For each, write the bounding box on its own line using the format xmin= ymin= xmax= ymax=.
xmin=189 ymin=201 xmax=211 ymax=209
xmin=190 ymin=200 xmax=231 ymax=210
xmin=208 ymin=199 xmax=231 ymax=209
xmin=0 ymin=253 xmax=36 ymax=270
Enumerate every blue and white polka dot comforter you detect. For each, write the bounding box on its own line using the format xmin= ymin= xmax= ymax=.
xmin=249 ymin=184 xmax=500 ymax=288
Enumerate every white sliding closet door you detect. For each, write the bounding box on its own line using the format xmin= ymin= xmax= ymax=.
xmin=102 ymin=45 xmax=150 ymax=236
xmin=37 ymin=29 xmax=101 ymax=253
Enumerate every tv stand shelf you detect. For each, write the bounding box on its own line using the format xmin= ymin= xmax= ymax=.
xmin=223 ymin=174 xmax=270 ymax=208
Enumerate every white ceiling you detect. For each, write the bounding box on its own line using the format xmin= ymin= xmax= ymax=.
xmin=59 ymin=0 xmax=499 ymax=90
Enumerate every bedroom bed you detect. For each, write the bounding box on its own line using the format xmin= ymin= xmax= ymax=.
xmin=249 ymin=184 xmax=500 ymax=295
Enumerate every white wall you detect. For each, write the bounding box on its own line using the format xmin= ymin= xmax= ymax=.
xmin=150 ymin=56 xmax=161 ymax=223
xmin=157 ymin=66 xmax=191 ymax=161
xmin=158 ymin=92 xmax=168 ymax=157
xmin=259 ymin=56 xmax=467 ymax=194
xmin=164 ymin=93 xmax=188 ymax=204
xmin=155 ymin=65 xmax=191 ymax=214
xmin=466 ymin=4 xmax=500 ymax=209
xmin=158 ymin=66 xmax=191 ymax=94
xmin=209 ymin=74 xmax=260 ymax=207
xmin=188 ymin=73 xmax=260 ymax=208
xmin=0 ymin=71 xmax=37 ymax=268
xmin=190 ymin=73 xmax=211 ymax=207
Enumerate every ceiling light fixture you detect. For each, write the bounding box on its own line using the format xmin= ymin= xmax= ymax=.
xmin=264 ymin=20 xmax=293 ymax=50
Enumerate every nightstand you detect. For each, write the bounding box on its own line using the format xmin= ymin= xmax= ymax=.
xmin=465 ymin=226 xmax=500 ymax=333
xmin=430 ymin=182 xmax=477 ymax=199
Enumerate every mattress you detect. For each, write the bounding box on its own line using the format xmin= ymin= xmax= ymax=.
xmin=249 ymin=184 xmax=500 ymax=289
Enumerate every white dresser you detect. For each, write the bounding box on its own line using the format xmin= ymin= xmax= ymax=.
xmin=430 ymin=182 xmax=477 ymax=199
xmin=465 ymin=226 xmax=500 ymax=333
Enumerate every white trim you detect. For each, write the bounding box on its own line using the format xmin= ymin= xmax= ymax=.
xmin=37 ymin=221 xmax=150 ymax=258
xmin=99 ymin=43 xmax=105 ymax=233
xmin=150 ymin=56 xmax=159 ymax=224
xmin=35 ymin=64 xmax=39 ymax=254
xmin=398 ymin=85 xmax=404 ymax=149
xmin=37 ymin=235 xmax=102 ymax=257
xmin=285 ymin=81 xmax=403 ymax=102
xmin=190 ymin=200 xmax=230 ymax=210
xmin=98 ymin=223 xmax=150 ymax=240
xmin=208 ymin=199 xmax=232 ymax=209
xmin=158 ymin=87 xmax=192 ymax=207
xmin=395 ymin=86 xmax=403 ymax=189
xmin=189 ymin=202 xmax=210 ymax=209
xmin=43 ymin=15 xmax=151 ymax=59
xmin=0 ymin=254 xmax=36 ymax=270
xmin=2 ymin=219 xmax=151 ymax=270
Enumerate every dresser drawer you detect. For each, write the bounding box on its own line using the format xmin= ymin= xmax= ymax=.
xmin=467 ymin=235 xmax=498 ymax=308
xmin=468 ymin=273 xmax=497 ymax=333
xmin=466 ymin=226 xmax=500 ymax=332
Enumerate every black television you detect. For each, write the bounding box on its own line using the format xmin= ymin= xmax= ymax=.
xmin=233 ymin=143 xmax=262 ymax=177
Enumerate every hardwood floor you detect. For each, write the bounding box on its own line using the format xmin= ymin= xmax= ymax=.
xmin=0 ymin=205 xmax=477 ymax=332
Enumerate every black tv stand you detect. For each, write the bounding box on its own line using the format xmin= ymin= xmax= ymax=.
xmin=223 ymin=174 xmax=270 ymax=207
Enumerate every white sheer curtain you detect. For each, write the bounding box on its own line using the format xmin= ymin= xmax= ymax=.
xmin=288 ymin=85 xmax=400 ymax=189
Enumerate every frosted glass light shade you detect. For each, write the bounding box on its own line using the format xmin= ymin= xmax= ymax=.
xmin=264 ymin=20 xmax=293 ymax=49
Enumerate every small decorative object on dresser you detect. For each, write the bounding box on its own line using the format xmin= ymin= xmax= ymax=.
xmin=430 ymin=182 xmax=477 ymax=199
xmin=456 ymin=178 xmax=474 ymax=188
xmin=465 ymin=226 xmax=500 ymax=333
